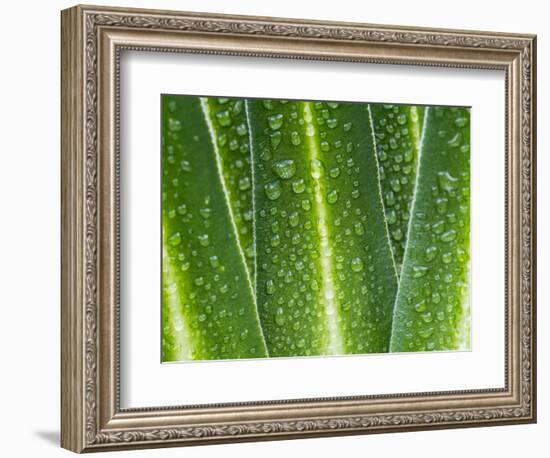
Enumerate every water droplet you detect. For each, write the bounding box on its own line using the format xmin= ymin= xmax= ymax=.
xmin=288 ymin=211 xmax=300 ymax=227
xmin=390 ymin=178 xmax=401 ymax=192
xmin=180 ymin=160 xmax=192 ymax=172
xmin=168 ymin=118 xmax=182 ymax=132
xmin=209 ymin=255 xmax=220 ymax=268
xmin=266 ymin=280 xmax=275 ymax=295
xmin=326 ymin=118 xmax=338 ymax=129
xmin=421 ymin=312 xmax=433 ymax=323
xmin=305 ymin=124 xmax=315 ymax=137
xmin=327 ymin=189 xmax=339 ymax=204
xmin=435 ymin=197 xmax=448 ymax=214
xmin=354 ymin=222 xmax=365 ymax=235
xmin=431 ymin=220 xmax=445 ymax=235
xmin=273 ymin=159 xmax=296 ymax=179
xmin=270 ymin=131 xmax=282 ymax=149
xmin=329 ymin=167 xmax=341 ymax=178
xmin=392 ymin=228 xmax=403 ymax=241
xmin=290 ymin=131 xmax=302 ymax=146
xmin=412 ymin=265 xmax=429 ymax=278
xmin=168 ymin=232 xmax=182 ymax=246
xmin=239 ymin=176 xmax=251 ymax=191
xmin=350 ymin=257 xmax=364 ymax=272
xmin=310 ymin=159 xmax=324 ymax=179
xmin=215 ymin=110 xmax=232 ymax=127
xmin=199 ymin=208 xmax=211 ymax=219
xmin=425 ymin=246 xmax=438 ymax=262
xmin=414 ymin=300 xmax=427 ymax=312
xmin=454 ymin=116 xmax=468 ymax=127
xmin=418 ymin=327 xmax=434 ymax=339
xmin=343 ymin=121 xmax=352 ymax=131
xmin=198 ymin=234 xmax=210 ymax=247
xmin=291 ymin=178 xmax=306 ymax=194
xmin=275 ymin=307 xmax=285 ymax=325
xmin=236 ymin=123 xmax=247 ymax=136
xmin=268 ymin=113 xmax=284 ymax=130
xmin=264 ymin=180 xmax=282 ymax=200
xmin=440 ymin=229 xmax=457 ymax=242
xmin=447 ymin=132 xmax=462 ymax=147
xmin=438 ymin=171 xmax=459 ymax=193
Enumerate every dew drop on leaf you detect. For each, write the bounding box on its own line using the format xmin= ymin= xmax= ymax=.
xmin=264 ymin=180 xmax=282 ymax=200
xmin=272 ymin=159 xmax=296 ymax=179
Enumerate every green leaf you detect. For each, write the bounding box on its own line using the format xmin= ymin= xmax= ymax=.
xmin=370 ymin=104 xmax=424 ymax=270
xmin=161 ymin=95 xmax=267 ymax=361
xmin=201 ymin=98 xmax=256 ymax=281
xmin=389 ymin=106 xmax=471 ymax=352
xmin=247 ymin=99 xmax=398 ymax=356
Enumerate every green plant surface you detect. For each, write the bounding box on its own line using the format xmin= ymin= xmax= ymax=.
xmin=161 ymin=95 xmax=267 ymax=361
xmin=389 ymin=106 xmax=471 ymax=352
xmin=247 ymin=99 xmax=398 ymax=357
xmin=202 ymin=98 xmax=256 ymax=281
xmin=161 ymin=95 xmax=471 ymax=361
xmin=370 ymin=104 xmax=424 ymax=271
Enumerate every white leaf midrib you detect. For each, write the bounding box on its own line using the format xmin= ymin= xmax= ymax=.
xmin=302 ymin=101 xmax=345 ymax=356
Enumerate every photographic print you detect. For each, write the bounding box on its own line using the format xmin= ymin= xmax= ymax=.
xmin=161 ymin=95 xmax=470 ymax=362
xmin=61 ymin=7 xmax=536 ymax=450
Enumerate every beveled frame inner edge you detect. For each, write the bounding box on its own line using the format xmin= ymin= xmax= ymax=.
xmin=94 ymin=25 xmax=521 ymax=430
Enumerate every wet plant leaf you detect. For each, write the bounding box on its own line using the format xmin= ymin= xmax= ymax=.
xmin=162 ymin=95 xmax=470 ymax=361
xmin=247 ymin=99 xmax=398 ymax=356
xmin=201 ymin=98 xmax=256 ymax=280
xmin=389 ymin=106 xmax=471 ymax=352
xmin=370 ymin=105 xmax=424 ymax=270
xmin=162 ymin=95 xmax=267 ymax=361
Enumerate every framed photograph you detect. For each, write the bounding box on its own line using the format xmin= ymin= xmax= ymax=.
xmin=61 ymin=4 xmax=537 ymax=453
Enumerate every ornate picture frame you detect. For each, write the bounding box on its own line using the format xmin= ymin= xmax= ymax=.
xmin=61 ymin=4 xmax=536 ymax=453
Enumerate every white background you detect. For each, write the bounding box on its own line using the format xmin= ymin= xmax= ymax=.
xmin=0 ymin=0 xmax=546 ymax=457
xmin=122 ymin=53 xmax=504 ymax=407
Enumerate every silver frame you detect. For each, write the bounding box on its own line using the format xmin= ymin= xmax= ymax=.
xmin=61 ymin=4 xmax=537 ymax=453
